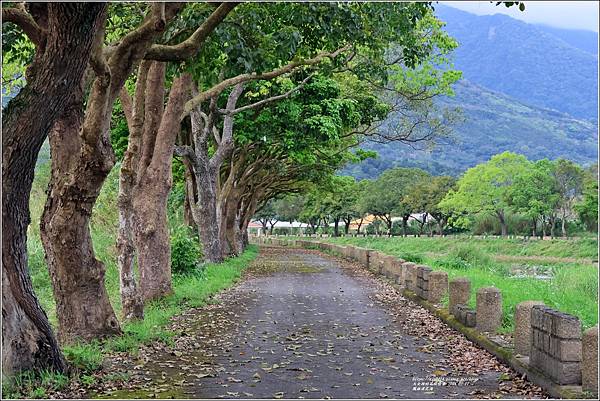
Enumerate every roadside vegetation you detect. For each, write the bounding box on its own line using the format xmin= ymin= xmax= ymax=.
xmin=3 ymin=157 xmax=258 ymax=399
xmin=319 ymin=236 xmax=598 ymax=332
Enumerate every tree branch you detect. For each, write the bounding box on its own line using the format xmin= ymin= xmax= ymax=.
xmin=220 ymin=74 xmax=313 ymax=116
xmin=183 ymin=45 xmax=351 ymax=116
xmin=144 ymin=2 xmax=238 ymax=61
xmin=2 ymin=7 xmax=45 ymax=46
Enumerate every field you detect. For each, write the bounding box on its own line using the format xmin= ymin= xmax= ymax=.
xmin=315 ymin=235 xmax=598 ymax=332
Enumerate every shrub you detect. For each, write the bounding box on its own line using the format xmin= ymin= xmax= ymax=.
xmin=170 ymin=226 xmax=203 ymax=275
xmin=450 ymin=244 xmax=492 ymax=267
xmin=399 ymin=252 xmax=423 ymax=264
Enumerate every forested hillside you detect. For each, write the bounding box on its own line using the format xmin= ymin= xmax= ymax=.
xmin=347 ymin=80 xmax=598 ymax=178
xmin=435 ymin=5 xmax=598 ymax=120
xmin=346 ymin=6 xmax=599 ymax=179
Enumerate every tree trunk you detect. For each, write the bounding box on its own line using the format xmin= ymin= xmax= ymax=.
xmin=195 ymin=161 xmax=224 ymax=262
xmin=183 ymin=160 xmax=199 ymax=229
xmin=41 ymin=87 xmax=121 ymax=344
xmin=115 ymin=62 xmax=151 ymax=322
xmin=131 ymin=70 xmax=190 ymax=302
xmin=561 ymin=212 xmax=567 ymax=237
xmin=343 ymin=217 xmax=350 ymax=234
xmin=549 ymin=215 xmax=556 ymax=238
xmin=2 ymin=2 xmax=106 ymax=372
xmin=541 ymin=216 xmax=547 ymax=238
xmin=497 ymin=210 xmax=508 ymax=237
xmin=402 ymin=216 xmax=409 ymax=237
xmin=334 ymin=219 xmax=340 ymax=237
xmin=531 ymin=217 xmax=537 ymax=238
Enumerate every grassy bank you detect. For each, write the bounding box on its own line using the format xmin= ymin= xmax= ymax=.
xmin=4 ymin=159 xmax=259 ymax=399
xmin=315 ymin=236 xmax=598 ymax=332
xmin=5 ymin=245 xmax=258 ymax=399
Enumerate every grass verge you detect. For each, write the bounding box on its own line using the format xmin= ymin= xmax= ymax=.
xmin=2 ymin=245 xmax=258 ymax=399
xmin=313 ymin=236 xmax=598 ymax=332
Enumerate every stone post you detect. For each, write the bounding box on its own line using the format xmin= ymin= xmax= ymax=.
xmin=428 ymin=271 xmax=448 ymax=304
xmin=449 ymin=277 xmax=471 ymax=316
xmin=369 ymin=252 xmax=384 ymax=274
xmin=583 ymin=325 xmax=598 ymax=395
xmin=476 ymin=287 xmax=503 ymax=332
xmin=416 ymin=265 xmax=431 ymax=300
xmin=390 ymin=258 xmax=405 ymax=285
xmin=403 ymin=262 xmax=417 ymax=292
xmin=514 ymin=300 xmax=544 ymax=356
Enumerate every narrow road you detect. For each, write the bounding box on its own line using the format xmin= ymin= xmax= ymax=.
xmin=90 ymin=247 xmax=545 ymax=399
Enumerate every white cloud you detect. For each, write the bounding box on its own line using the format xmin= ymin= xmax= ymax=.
xmin=442 ymin=1 xmax=599 ymax=32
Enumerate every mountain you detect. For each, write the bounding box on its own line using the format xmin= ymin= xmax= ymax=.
xmin=345 ymin=80 xmax=598 ymax=179
xmin=344 ymin=6 xmax=599 ymax=179
xmin=534 ymin=24 xmax=598 ymax=56
xmin=434 ymin=5 xmax=598 ymax=121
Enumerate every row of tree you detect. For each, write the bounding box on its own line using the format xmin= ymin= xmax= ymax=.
xmin=2 ymin=2 xmax=461 ymax=376
xmin=255 ymin=152 xmax=598 ymax=238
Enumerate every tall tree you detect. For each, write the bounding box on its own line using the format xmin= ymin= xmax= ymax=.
xmin=552 ymin=159 xmax=584 ymax=237
xmin=405 ymin=175 xmax=456 ymax=235
xmin=359 ymin=167 xmax=429 ymax=235
xmin=439 ymin=152 xmax=531 ymax=237
xmin=506 ymin=159 xmax=558 ymax=237
xmin=38 ymin=3 xmax=235 ymax=341
xmin=2 ymin=2 xmax=107 ymax=375
xmin=574 ymin=163 xmax=599 ymax=232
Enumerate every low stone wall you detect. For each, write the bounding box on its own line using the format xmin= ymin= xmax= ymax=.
xmin=258 ymin=236 xmax=596 ymax=398
xmin=454 ymin=304 xmax=476 ymax=327
xmin=531 ymin=305 xmax=582 ymax=385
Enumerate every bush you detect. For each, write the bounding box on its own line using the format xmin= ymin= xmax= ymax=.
xmin=437 ymin=244 xmax=494 ymax=270
xmin=170 ymin=226 xmax=203 ymax=275
xmin=399 ymin=252 xmax=423 ymax=264
xmin=451 ymin=244 xmax=492 ymax=266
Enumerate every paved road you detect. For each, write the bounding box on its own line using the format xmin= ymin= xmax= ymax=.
xmin=93 ymin=247 xmax=544 ymax=399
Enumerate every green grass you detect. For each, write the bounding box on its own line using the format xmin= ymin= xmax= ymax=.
xmin=317 ymin=236 xmax=598 ymax=332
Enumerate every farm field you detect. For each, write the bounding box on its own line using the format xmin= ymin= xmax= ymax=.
xmin=309 ymin=235 xmax=599 ymax=331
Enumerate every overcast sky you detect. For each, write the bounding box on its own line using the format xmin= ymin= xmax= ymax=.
xmin=443 ymin=1 xmax=599 ymax=32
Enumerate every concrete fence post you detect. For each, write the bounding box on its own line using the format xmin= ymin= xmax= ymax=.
xmin=416 ymin=265 xmax=432 ymax=300
xmin=427 ymin=271 xmax=448 ymax=304
xmin=583 ymin=325 xmax=598 ymax=395
xmin=403 ymin=262 xmax=417 ymax=292
xmin=390 ymin=258 xmax=406 ymax=285
xmin=449 ymin=277 xmax=471 ymax=316
xmin=514 ymin=300 xmax=544 ymax=356
xmin=476 ymin=287 xmax=503 ymax=333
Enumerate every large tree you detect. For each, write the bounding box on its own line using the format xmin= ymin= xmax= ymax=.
xmin=2 ymin=2 xmax=107 ymax=375
xmin=440 ymin=152 xmax=531 ymax=237
xmin=37 ymin=3 xmax=236 ymax=340
xmin=404 ymin=175 xmax=456 ymax=235
xmin=506 ymin=159 xmax=558 ymax=237
xmin=360 ymin=167 xmax=430 ymax=235
xmin=552 ymin=159 xmax=584 ymax=237
xmin=574 ymin=163 xmax=599 ymax=232
xmin=173 ymin=1 xmax=460 ymax=259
